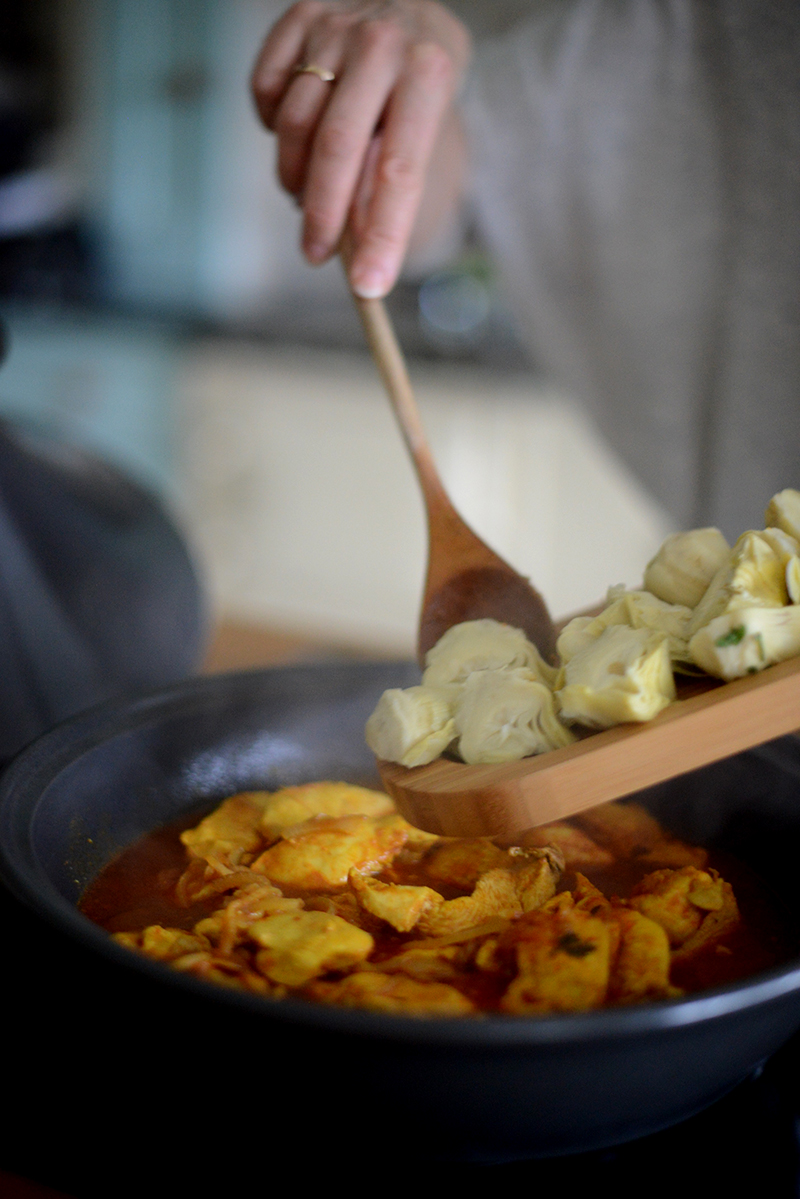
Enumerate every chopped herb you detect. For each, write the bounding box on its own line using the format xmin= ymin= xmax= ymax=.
xmin=555 ymin=932 xmax=596 ymax=958
xmin=715 ymin=625 xmax=746 ymax=648
xmin=747 ymin=666 xmax=758 ymax=674
xmin=755 ymin=632 xmax=766 ymax=661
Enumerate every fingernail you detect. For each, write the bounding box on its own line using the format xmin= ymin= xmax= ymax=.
xmin=352 ymin=269 xmax=387 ymax=299
xmin=305 ymin=242 xmax=328 ymax=264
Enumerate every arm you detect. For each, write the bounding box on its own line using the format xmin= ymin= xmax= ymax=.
xmin=251 ymin=1 xmax=471 ymax=298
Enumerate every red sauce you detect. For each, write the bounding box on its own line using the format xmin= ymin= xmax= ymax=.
xmin=80 ymin=812 xmax=217 ymax=934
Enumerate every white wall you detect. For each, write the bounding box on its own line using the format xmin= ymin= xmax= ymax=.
xmin=60 ymin=0 xmax=347 ymax=320
xmin=178 ymin=341 xmax=672 ymax=653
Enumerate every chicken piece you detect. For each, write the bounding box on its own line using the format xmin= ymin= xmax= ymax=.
xmin=399 ymin=824 xmax=442 ymax=853
xmin=174 ymin=858 xmax=216 ymax=907
xmin=515 ymin=850 xmax=563 ymax=912
xmin=194 ymin=878 xmax=303 ymax=953
xmin=670 ymin=880 xmax=740 ymax=965
xmin=170 ymin=951 xmax=273 ymax=995
xmin=473 ymin=936 xmax=502 ymax=972
xmin=302 ymin=890 xmax=371 ymax=926
xmin=608 ymin=907 xmax=678 ymax=1003
xmin=628 ymin=866 xmax=725 ymax=947
xmin=422 ymin=618 xmax=557 ymax=688
xmin=521 ymin=823 xmax=614 ymax=870
xmin=112 ymin=931 xmax=142 ymax=953
xmin=249 ymin=910 xmax=374 ymax=986
xmin=417 ymin=868 xmax=523 ymax=936
xmin=180 ymin=867 xmax=286 ymax=906
xmin=143 ymin=926 xmax=211 ymax=960
xmin=500 ymin=908 xmax=612 ymax=1014
xmin=364 ymin=686 xmax=458 ymax=767
xmin=258 ymin=782 xmax=395 ymax=842
xmin=112 ymin=925 xmax=211 ymax=962
xmin=574 ymin=801 xmax=666 ymax=853
xmin=306 ymin=970 xmax=475 ymax=1016
xmin=375 ymin=943 xmax=466 ymax=982
xmin=180 ymin=792 xmax=270 ymax=870
xmin=422 ymin=838 xmax=512 ymax=889
xmin=348 ymin=871 xmax=444 ymax=933
xmin=251 ymin=813 xmax=409 ymax=892
xmin=418 ymin=842 xmax=562 ymax=933
xmin=540 ymin=890 xmax=577 ymax=916
xmin=634 ymin=841 xmax=709 ymax=870
xmin=569 ymin=875 xmax=621 ymax=961
xmin=418 ymin=871 xmax=523 ymax=937
xmin=572 ymin=872 xmax=612 ymax=915
xmin=380 ymin=829 xmax=443 ymax=883
xmin=573 ymin=802 xmax=707 ymax=867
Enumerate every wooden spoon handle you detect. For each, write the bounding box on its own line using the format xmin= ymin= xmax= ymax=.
xmin=340 ymin=229 xmax=449 ymax=507
xmin=351 ymin=293 xmax=448 ymax=506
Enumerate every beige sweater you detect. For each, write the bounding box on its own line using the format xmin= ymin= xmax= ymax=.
xmin=464 ymin=0 xmax=800 ymax=537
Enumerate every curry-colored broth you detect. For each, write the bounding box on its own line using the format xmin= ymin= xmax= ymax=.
xmin=80 ymin=808 xmax=797 ymax=1008
xmin=81 ymin=810 xmax=218 ymax=934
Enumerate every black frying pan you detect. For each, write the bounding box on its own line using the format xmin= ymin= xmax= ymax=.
xmin=1 ymin=661 xmax=800 ymax=1192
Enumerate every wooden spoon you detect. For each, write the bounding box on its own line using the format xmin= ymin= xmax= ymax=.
xmin=346 ymin=263 xmax=800 ymax=839
xmin=350 ymin=290 xmax=556 ymax=665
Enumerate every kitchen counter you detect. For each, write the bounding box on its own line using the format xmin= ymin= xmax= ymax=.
xmin=200 ymin=618 xmax=396 ymax=673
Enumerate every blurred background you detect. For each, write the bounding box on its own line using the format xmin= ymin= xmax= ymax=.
xmin=0 ymin=0 xmax=671 ymax=668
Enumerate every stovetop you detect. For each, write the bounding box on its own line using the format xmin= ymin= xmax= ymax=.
xmin=470 ymin=1046 xmax=800 ymax=1189
xmin=3 ymin=871 xmax=799 ymax=1196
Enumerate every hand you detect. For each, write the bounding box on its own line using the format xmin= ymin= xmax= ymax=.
xmin=251 ymin=1 xmax=471 ymax=297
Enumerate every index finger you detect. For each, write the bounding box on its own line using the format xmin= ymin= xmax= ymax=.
xmin=348 ymin=40 xmax=456 ymax=297
xmin=299 ymin=20 xmax=407 ymax=263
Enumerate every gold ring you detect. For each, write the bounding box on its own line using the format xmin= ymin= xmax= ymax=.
xmin=292 ymin=63 xmax=336 ymax=82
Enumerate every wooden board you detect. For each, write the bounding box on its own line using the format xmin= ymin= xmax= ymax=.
xmin=379 ymin=654 xmax=800 ymax=838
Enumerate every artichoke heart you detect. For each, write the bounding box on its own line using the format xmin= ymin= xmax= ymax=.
xmin=688 ymin=530 xmax=797 ymax=638
xmin=787 ymin=557 xmax=800 ymax=604
xmin=365 ymin=686 xmax=458 ymax=767
xmin=556 ymin=625 xmax=675 ymax=729
xmin=765 ymin=489 xmax=800 ymax=542
xmin=644 ymin=528 xmax=730 ymax=609
xmin=455 ymin=668 xmax=575 ymax=765
xmin=556 ymin=616 xmax=596 ymax=664
xmin=557 ymin=592 xmax=692 ymax=665
xmin=689 ymin=606 xmax=800 ymax=680
xmin=422 ymin=618 xmax=557 ymax=688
